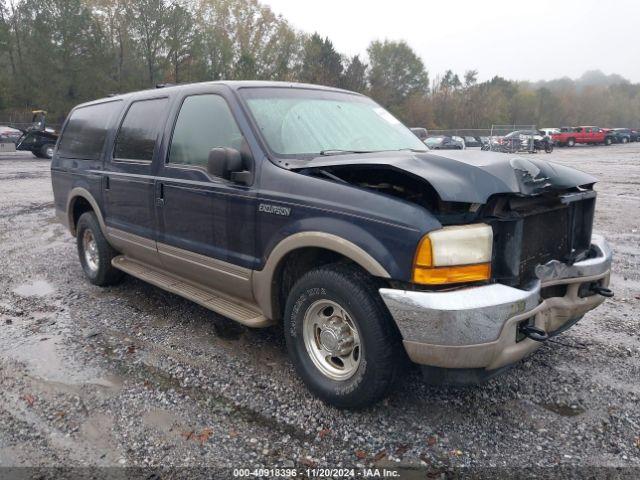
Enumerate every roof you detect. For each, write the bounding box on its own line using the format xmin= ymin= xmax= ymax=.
xmin=74 ymin=80 xmax=359 ymax=109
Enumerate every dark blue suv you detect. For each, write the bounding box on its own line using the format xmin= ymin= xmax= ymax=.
xmin=51 ymin=81 xmax=612 ymax=408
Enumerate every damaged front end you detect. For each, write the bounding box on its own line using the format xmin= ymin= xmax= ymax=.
xmin=294 ymin=150 xmax=612 ymax=379
xmin=295 ymin=150 xmax=600 ymax=289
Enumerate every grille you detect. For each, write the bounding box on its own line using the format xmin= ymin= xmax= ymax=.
xmin=491 ymin=196 xmax=595 ymax=285
xmin=520 ymin=207 xmax=571 ymax=280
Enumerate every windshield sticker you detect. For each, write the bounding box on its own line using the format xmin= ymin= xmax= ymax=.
xmin=373 ymin=107 xmax=401 ymax=125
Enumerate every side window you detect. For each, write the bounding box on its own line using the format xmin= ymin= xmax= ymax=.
xmin=58 ymin=101 xmax=122 ymax=159
xmin=114 ymin=98 xmax=168 ymax=162
xmin=168 ymin=94 xmax=245 ymax=169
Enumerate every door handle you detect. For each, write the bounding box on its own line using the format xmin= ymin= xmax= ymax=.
xmin=155 ymin=182 xmax=164 ymax=207
xmin=103 ymin=175 xmax=110 ymax=191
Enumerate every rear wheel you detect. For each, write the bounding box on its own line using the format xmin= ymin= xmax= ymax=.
xmin=76 ymin=212 xmax=124 ymax=286
xmin=567 ymin=138 xmax=576 ymax=147
xmin=604 ymin=137 xmax=613 ymax=146
xmin=284 ymin=264 xmax=403 ymax=408
xmin=621 ymin=136 xmax=629 ymax=144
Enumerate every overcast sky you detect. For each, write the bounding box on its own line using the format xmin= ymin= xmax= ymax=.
xmin=261 ymin=0 xmax=640 ymax=83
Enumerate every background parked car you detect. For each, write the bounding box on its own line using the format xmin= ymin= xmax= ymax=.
xmin=0 ymin=125 xmax=23 ymax=143
xmin=424 ymin=135 xmax=465 ymax=149
xmin=609 ymin=128 xmax=633 ymax=143
xmin=539 ymin=127 xmax=560 ymax=137
xmin=552 ymin=126 xmax=614 ymax=146
xmin=410 ymin=127 xmax=428 ymax=141
xmin=503 ymin=129 xmax=541 ymax=151
xmin=462 ymin=136 xmax=483 ymax=147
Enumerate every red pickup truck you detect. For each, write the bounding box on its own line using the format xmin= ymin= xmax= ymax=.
xmin=552 ymin=126 xmax=614 ymax=147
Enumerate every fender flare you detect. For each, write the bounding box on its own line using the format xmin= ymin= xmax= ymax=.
xmin=252 ymin=231 xmax=391 ymax=320
xmin=66 ymin=187 xmax=106 ymax=236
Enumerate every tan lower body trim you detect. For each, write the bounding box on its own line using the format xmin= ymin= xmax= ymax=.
xmin=106 ymin=227 xmax=163 ymax=269
xmin=112 ymin=256 xmax=271 ymax=328
xmin=106 ymin=226 xmax=255 ymax=305
xmin=156 ymin=242 xmax=253 ymax=302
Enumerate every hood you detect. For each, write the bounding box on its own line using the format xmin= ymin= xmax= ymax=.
xmin=294 ymin=150 xmax=597 ymax=204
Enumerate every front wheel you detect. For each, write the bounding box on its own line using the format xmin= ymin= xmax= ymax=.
xmin=604 ymin=137 xmax=613 ymax=146
xmin=567 ymin=138 xmax=576 ymax=147
xmin=545 ymin=143 xmax=554 ymax=153
xmin=284 ymin=264 xmax=403 ymax=408
xmin=621 ymin=137 xmax=629 ymax=144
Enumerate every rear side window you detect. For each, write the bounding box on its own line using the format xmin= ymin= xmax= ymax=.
xmin=168 ymin=94 xmax=245 ymax=167
xmin=58 ymin=101 xmax=122 ymax=159
xmin=114 ymin=98 xmax=168 ymax=162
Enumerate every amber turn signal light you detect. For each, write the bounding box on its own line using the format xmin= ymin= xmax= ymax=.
xmin=412 ymin=263 xmax=491 ymax=285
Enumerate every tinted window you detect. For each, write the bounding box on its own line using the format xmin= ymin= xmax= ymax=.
xmin=114 ymin=98 xmax=168 ymax=161
xmin=58 ymin=101 xmax=122 ymax=159
xmin=168 ymin=94 xmax=245 ymax=168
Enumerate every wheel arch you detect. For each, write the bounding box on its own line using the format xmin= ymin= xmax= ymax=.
xmin=66 ymin=187 xmax=106 ymax=237
xmin=252 ymin=232 xmax=391 ymax=321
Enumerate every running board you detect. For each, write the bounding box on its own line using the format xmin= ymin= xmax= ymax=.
xmin=111 ymin=256 xmax=271 ymax=328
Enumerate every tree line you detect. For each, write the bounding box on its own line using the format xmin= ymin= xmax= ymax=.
xmin=1 ymin=0 xmax=639 ymax=129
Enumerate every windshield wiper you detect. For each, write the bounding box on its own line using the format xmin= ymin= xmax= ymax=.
xmin=319 ymin=149 xmax=373 ymax=156
xmin=396 ymin=148 xmax=428 ymax=153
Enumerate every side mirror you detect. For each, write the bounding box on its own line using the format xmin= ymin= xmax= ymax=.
xmin=207 ymin=147 xmax=244 ymax=180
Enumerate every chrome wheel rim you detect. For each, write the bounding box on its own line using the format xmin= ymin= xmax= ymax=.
xmin=45 ymin=146 xmax=54 ymax=157
xmin=82 ymin=229 xmax=99 ymax=272
xmin=302 ymin=299 xmax=361 ymax=381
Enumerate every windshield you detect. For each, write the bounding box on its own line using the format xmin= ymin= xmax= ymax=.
xmin=239 ymin=87 xmax=427 ymax=156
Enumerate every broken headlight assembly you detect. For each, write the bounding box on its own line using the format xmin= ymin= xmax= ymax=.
xmin=412 ymin=224 xmax=493 ymax=285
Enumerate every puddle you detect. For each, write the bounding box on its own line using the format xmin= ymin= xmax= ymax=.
xmin=13 ymin=280 xmax=55 ymax=297
xmin=142 ymin=408 xmax=185 ymax=433
xmin=3 ymin=334 xmax=123 ymax=392
xmin=541 ymin=402 xmax=586 ymax=417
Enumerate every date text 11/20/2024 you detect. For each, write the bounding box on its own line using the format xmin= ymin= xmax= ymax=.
xmin=232 ymin=467 xmax=401 ymax=477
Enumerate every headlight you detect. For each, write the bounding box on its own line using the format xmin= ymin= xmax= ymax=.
xmin=413 ymin=224 xmax=493 ymax=285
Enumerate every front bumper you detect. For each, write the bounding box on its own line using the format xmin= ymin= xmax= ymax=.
xmin=380 ymin=235 xmax=612 ymax=371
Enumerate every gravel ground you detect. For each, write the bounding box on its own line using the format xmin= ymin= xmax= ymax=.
xmin=0 ymin=146 xmax=638 ymax=478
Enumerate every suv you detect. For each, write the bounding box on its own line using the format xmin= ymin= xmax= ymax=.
xmin=51 ymin=82 xmax=613 ymax=408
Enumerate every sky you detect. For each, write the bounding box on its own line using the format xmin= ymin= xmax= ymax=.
xmin=261 ymin=0 xmax=640 ymax=83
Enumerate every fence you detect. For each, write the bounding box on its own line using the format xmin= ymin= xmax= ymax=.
xmin=428 ymin=128 xmax=493 ymax=138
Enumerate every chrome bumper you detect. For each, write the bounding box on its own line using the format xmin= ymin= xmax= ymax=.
xmin=380 ymin=235 xmax=612 ymax=370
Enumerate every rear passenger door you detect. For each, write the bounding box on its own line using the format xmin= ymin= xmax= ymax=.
xmin=103 ymin=96 xmax=169 ymax=267
xmin=155 ymin=91 xmax=257 ymax=300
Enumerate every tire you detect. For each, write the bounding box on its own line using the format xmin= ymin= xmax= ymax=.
xmin=545 ymin=143 xmax=554 ymax=153
xmin=76 ymin=212 xmax=124 ymax=286
xmin=284 ymin=263 xmax=403 ymax=409
xmin=604 ymin=137 xmax=612 ymax=146
xmin=40 ymin=144 xmax=54 ymax=159
xmin=621 ymin=137 xmax=629 ymax=144
xmin=567 ymin=138 xmax=576 ymax=147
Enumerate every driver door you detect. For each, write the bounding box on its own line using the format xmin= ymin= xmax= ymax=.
xmin=154 ymin=90 xmax=257 ymax=301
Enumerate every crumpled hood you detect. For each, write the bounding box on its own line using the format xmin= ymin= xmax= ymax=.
xmin=296 ymin=149 xmax=597 ymax=204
